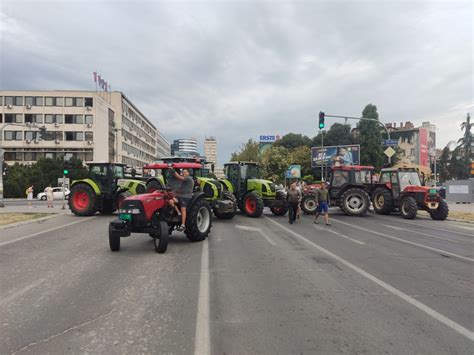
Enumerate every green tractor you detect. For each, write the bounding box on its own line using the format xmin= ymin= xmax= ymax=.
xmin=69 ymin=163 xmax=147 ymax=216
xmin=144 ymin=157 xmax=237 ymax=219
xmin=220 ymin=161 xmax=288 ymax=218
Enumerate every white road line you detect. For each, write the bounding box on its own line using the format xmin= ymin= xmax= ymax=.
xmin=384 ymin=225 xmax=471 ymax=245
xmin=235 ymin=225 xmax=276 ymax=246
xmin=313 ymin=225 xmax=366 ymax=245
xmin=265 ymin=216 xmax=474 ymax=342
xmin=0 ymin=278 xmax=46 ymax=306
xmin=375 ymin=215 xmax=474 ymax=237
xmin=194 ymin=240 xmax=210 ymax=355
xmin=333 ymin=218 xmax=474 ymax=263
xmin=0 ymin=217 xmax=96 ymax=247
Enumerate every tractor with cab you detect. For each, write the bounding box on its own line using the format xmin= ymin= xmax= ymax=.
xmin=68 ymin=162 xmax=147 ymax=216
xmin=108 ymin=162 xmax=212 ymax=253
xmin=371 ymin=167 xmax=449 ymax=220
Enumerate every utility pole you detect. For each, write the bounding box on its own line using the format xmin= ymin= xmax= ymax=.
xmin=321 ymin=130 xmax=324 ymax=181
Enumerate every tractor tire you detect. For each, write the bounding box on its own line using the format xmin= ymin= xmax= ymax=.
xmin=340 ymin=188 xmax=370 ymax=216
xmin=429 ymin=199 xmax=449 ymax=221
xmin=214 ymin=191 xmax=237 ymax=219
xmin=400 ymin=196 xmax=417 ymax=219
xmin=242 ymin=192 xmax=264 ymax=218
xmin=69 ymin=183 xmax=97 ymax=216
xmin=99 ymin=199 xmax=115 ymax=214
xmin=270 ymin=205 xmax=288 ymax=216
xmin=150 ymin=220 xmax=169 ymax=253
xmin=146 ymin=179 xmax=162 ymax=193
xmin=301 ymin=195 xmax=318 ymax=215
xmin=372 ymin=188 xmax=394 ymax=215
xmin=109 ymin=224 xmax=120 ymax=251
xmin=185 ymin=199 xmax=212 ymax=242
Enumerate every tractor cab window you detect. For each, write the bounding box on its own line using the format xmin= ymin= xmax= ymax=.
xmin=90 ymin=165 xmax=107 ymax=178
xmin=332 ymin=170 xmax=349 ymax=187
xmin=399 ymin=171 xmax=421 ymax=190
xmin=112 ymin=165 xmax=125 ymax=179
xmin=379 ymin=172 xmax=391 ymax=184
xmin=354 ymin=170 xmax=372 ymax=184
xmin=241 ymin=164 xmax=259 ymax=180
xmin=225 ymin=165 xmax=239 ymax=182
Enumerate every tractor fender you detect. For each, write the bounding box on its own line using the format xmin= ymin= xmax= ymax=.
xmin=117 ymin=179 xmax=147 ymax=195
xmin=146 ymin=177 xmax=165 ymax=188
xmin=187 ymin=192 xmax=207 ymax=211
xmin=198 ymin=178 xmax=219 ymax=199
xmin=219 ymin=179 xmax=234 ymax=193
xmin=70 ymin=179 xmax=101 ymax=195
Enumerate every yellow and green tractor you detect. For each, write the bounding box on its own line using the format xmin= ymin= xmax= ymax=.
xmin=68 ymin=163 xmax=147 ymax=216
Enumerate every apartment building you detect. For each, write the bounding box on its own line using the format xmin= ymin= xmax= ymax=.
xmin=0 ymin=90 xmax=170 ymax=168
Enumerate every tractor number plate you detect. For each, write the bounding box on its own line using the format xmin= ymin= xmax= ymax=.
xmin=119 ymin=213 xmax=132 ymax=221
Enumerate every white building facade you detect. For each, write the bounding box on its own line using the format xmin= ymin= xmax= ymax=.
xmin=0 ymin=90 xmax=169 ymax=168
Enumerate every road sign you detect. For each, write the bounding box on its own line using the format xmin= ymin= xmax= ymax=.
xmin=384 ymin=147 xmax=396 ymax=158
xmin=382 ymin=139 xmax=398 ymax=146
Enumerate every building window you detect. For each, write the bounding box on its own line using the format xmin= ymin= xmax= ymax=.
xmin=65 ymin=131 xmax=84 ymax=141
xmin=5 ymin=114 xmax=22 ymax=123
xmin=85 ymin=115 xmax=93 ymax=124
xmin=76 ymin=97 xmax=84 ymax=107
xmin=85 ymin=151 xmax=93 ymax=161
xmin=44 ymin=131 xmax=63 ymax=141
xmin=65 ymin=97 xmax=74 ymax=107
xmin=24 ymin=114 xmax=43 ymax=124
xmin=5 ymin=96 xmax=23 ymax=106
xmin=85 ymin=131 xmax=93 ymax=141
xmin=410 ymin=148 xmax=415 ymax=156
xmin=85 ymin=97 xmax=93 ymax=107
xmin=4 ymin=131 xmax=23 ymax=140
xmin=45 ymin=97 xmax=63 ymax=106
xmin=0 ymin=97 xmax=2 ymax=106
xmin=25 ymin=96 xmax=43 ymax=106
xmin=65 ymin=114 xmax=84 ymax=124
xmin=45 ymin=114 xmax=63 ymax=124
xmin=65 ymin=97 xmax=84 ymax=107
xmin=0 ymin=114 xmax=2 ymax=123
xmin=25 ymin=131 xmax=40 ymax=140
xmin=4 ymin=151 xmax=23 ymax=161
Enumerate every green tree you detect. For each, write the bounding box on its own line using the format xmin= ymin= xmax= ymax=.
xmin=449 ymin=148 xmax=469 ymax=180
xmin=288 ymin=146 xmax=312 ymax=177
xmin=261 ymin=146 xmax=290 ymax=183
xmin=358 ymin=104 xmax=384 ymax=169
xmin=322 ymin=123 xmax=356 ymax=146
xmin=230 ymin=139 xmax=261 ymax=162
xmin=457 ymin=113 xmax=472 ymax=159
xmin=274 ymin=133 xmax=312 ymax=150
xmin=438 ymin=146 xmax=451 ymax=183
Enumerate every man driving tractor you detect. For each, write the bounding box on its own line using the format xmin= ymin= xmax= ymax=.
xmin=168 ymin=168 xmax=194 ymax=232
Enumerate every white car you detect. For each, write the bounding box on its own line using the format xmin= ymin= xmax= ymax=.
xmin=37 ymin=187 xmax=70 ymax=200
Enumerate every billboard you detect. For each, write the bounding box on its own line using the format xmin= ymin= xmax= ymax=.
xmin=311 ymin=145 xmax=360 ymax=168
xmin=285 ymin=165 xmax=301 ymax=179
xmin=419 ymin=127 xmax=429 ymax=168
xmin=259 ymin=134 xmax=281 ymax=143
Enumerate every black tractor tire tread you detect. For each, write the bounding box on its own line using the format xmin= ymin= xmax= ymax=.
xmin=153 ymin=220 xmax=169 ymax=253
xmin=400 ymin=196 xmax=417 ymax=219
xmin=185 ymin=199 xmax=212 ymax=242
xmin=340 ymin=188 xmax=370 ymax=217
xmin=270 ymin=205 xmax=288 ymax=216
xmin=99 ymin=199 xmax=115 ymax=214
xmin=429 ymin=199 xmax=449 ymax=221
xmin=109 ymin=224 xmax=120 ymax=251
xmin=214 ymin=191 xmax=237 ymax=219
xmin=301 ymin=195 xmax=318 ymax=215
xmin=372 ymin=187 xmax=394 ymax=215
xmin=69 ymin=183 xmax=97 ymax=216
xmin=243 ymin=192 xmax=264 ymax=218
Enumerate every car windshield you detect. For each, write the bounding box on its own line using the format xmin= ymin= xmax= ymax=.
xmin=398 ymin=171 xmax=421 ymax=190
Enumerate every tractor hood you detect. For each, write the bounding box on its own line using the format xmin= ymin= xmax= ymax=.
xmin=403 ymin=186 xmax=438 ymax=194
xmin=125 ymin=191 xmax=167 ymax=202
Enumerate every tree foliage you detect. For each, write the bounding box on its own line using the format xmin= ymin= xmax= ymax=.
xmin=438 ymin=146 xmax=451 ymax=182
xmin=358 ymin=104 xmax=384 ymax=169
xmin=288 ymin=146 xmax=312 ymax=177
xmin=457 ymin=113 xmax=472 ymax=160
xmin=230 ymin=139 xmax=261 ymax=163
xmin=274 ymin=133 xmax=311 ymax=150
xmin=321 ymin=123 xmax=356 ymax=146
xmin=260 ymin=146 xmax=290 ymax=183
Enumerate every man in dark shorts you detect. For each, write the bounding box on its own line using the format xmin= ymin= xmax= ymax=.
xmin=170 ymin=168 xmax=194 ymax=231
xmin=314 ymin=181 xmax=331 ymax=226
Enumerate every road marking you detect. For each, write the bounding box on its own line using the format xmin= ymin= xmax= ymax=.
xmin=0 ymin=278 xmax=46 ymax=306
xmin=333 ymin=218 xmax=474 ymax=263
xmin=384 ymin=225 xmax=470 ymax=245
xmin=0 ymin=217 xmax=96 ymax=247
xmin=265 ymin=216 xmax=474 ymax=342
xmin=235 ymin=224 xmax=276 ymax=246
xmin=375 ymin=215 xmax=474 ymax=237
xmin=313 ymin=225 xmax=366 ymax=245
xmin=194 ymin=240 xmax=210 ymax=355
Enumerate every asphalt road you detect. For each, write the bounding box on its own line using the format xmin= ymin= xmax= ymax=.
xmin=0 ymin=208 xmax=473 ymax=354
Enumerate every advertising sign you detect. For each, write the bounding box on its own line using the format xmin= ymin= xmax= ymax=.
xmin=311 ymin=145 xmax=360 ymax=168
xmin=419 ymin=127 xmax=429 ymax=167
xmin=259 ymin=134 xmax=281 ymax=143
xmin=285 ymin=165 xmax=301 ymax=179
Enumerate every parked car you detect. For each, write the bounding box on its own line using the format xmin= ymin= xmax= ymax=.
xmin=37 ymin=187 xmax=70 ymax=200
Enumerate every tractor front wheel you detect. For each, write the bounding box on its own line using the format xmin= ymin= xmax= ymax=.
xmin=242 ymin=192 xmax=264 ymax=218
xmin=301 ymin=195 xmax=318 ymax=215
xmin=185 ymin=199 xmax=212 ymax=242
xmin=400 ymin=196 xmax=417 ymax=219
xmin=429 ymin=199 xmax=449 ymax=220
xmin=340 ymin=188 xmax=370 ymax=216
xmin=109 ymin=224 xmax=120 ymax=251
xmin=69 ymin=183 xmax=96 ymax=216
xmin=150 ymin=220 xmax=169 ymax=253
xmin=372 ymin=188 xmax=394 ymax=215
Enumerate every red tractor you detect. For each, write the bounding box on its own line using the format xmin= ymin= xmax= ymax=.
xmin=301 ymin=166 xmax=375 ymax=217
xmin=108 ymin=162 xmax=212 ymax=254
xmin=371 ymin=167 xmax=449 ymax=220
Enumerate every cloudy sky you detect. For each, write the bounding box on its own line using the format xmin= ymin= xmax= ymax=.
xmin=1 ymin=0 xmax=472 ymax=164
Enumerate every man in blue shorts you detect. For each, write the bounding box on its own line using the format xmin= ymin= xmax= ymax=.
xmin=314 ymin=181 xmax=331 ymax=226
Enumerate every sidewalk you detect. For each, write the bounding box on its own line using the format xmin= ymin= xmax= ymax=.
xmin=447 ymin=202 xmax=474 ymax=213
xmin=1 ymin=204 xmax=72 ymax=215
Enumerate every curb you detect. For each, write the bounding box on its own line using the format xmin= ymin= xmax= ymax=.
xmin=0 ymin=214 xmax=59 ymax=230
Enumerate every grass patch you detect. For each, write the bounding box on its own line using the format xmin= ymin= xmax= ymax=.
xmin=0 ymin=213 xmax=55 ymax=226
xmin=418 ymin=210 xmax=474 ymax=222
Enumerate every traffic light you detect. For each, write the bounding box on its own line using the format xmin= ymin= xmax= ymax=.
xmin=318 ymin=111 xmax=325 ymax=129
xmin=63 ymin=161 xmax=71 ymax=176
xmin=38 ymin=126 xmax=47 ymax=140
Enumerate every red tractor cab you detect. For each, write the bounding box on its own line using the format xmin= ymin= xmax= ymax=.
xmin=108 ymin=162 xmax=212 ymax=254
xmin=372 ymin=167 xmax=449 ymax=220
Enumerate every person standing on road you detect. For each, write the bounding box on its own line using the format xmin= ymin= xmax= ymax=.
xmin=26 ymin=185 xmax=34 ymax=209
xmin=172 ymin=168 xmax=194 ymax=232
xmin=287 ymin=181 xmax=302 ymax=224
xmin=44 ymin=184 xmax=54 ymax=208
xmin=314 ymin=182 xmax=330 ymax=226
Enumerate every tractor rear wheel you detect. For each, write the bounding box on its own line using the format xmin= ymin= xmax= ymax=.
xmin=372 ymin=188 xmax=394 ymax=215
xmin=109 ymin=224 xmax=120 ymax=251
xmin=69 ymin=183 xmax=96 ymax=216
xmin=429 ymin=199 xmax=449 ymax=220
xmin=301 ymin=195 xmax=318 ymax=215
xmin=150 ymin=220 xmax=169 ymax=253
xmin=340 ymin=188 xmax=370 ymax=216
xmin=99 ymin=199 xmax=115 ymax=214
xmin=243 ymin=192 xmax=264 ymax=218
xmin=400 ymin=196 xmax=417 ymax=219
xmin=185 ymin=199 xmax=212 ymax=242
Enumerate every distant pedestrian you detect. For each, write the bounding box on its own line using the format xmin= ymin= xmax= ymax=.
xmin=287 ymin=181 xmax=302 ymax=224
xmin=45 ymin=185 xmax=54 ymax=208
xmin=26 ymin=185 xmax=34 ymax=208
xmin=314 ymin=182 xmax=330 ymax=226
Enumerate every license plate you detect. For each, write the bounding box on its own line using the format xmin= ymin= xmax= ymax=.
xmin=429 ymin=189 xmax=438 ymax=194
xmin=119 ymin=213 xmax=132 ymax=221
